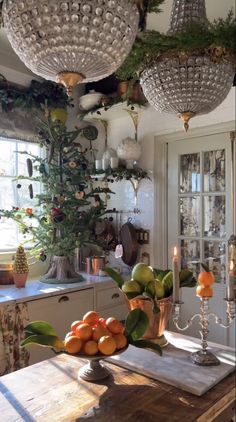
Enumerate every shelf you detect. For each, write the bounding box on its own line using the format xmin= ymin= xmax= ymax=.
xmin=80 ymin=102 xmax=145 ymax=123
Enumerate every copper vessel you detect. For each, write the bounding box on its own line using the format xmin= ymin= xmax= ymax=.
xmin=127 ymin=296 xmax=173 ymax=346
xmin=86 ymin=256 xmax=106 ymax=275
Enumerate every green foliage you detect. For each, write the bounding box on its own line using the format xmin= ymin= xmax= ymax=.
xmin=0 ymin=75 xmax=73 ymax=112
xmin=21 ymin=320 xmax=64 ymax=349
xmin=0 ymin=118 xmax=111 ymax=259
xmin=116 ymin=11 xmax=236 ymax=80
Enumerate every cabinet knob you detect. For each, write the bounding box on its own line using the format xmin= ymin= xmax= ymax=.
xmin=111 ymin=293 xmax=120 ymax=300
xmin=58 ymin=295 xmax=69 ymax=303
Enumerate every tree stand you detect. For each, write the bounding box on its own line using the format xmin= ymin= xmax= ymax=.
xmin=40 ymin=256 xmax=84 ymax=284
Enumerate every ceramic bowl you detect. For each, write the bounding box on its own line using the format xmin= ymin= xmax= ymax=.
xmin=79 ymin=91 xmax=103 ymax=111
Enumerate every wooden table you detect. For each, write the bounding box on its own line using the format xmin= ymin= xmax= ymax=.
xmin=0 ymin=353 xmax=235 ymax=422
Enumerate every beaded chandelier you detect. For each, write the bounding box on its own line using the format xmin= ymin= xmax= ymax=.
xmin=2 ymin=0 xmax=139 ymax=95
xmin=140 ymin=0 xmax=235 ymax=131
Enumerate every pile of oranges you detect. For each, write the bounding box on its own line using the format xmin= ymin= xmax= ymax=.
xmin=196 ymin=265 xmax=215 ymax=297
xmin=64 ymin=311 xmax=128 ymax=357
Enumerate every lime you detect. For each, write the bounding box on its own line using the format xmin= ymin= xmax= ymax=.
xmin=146 ymin=279 xmax=165 ymax=299
xmin=122 ymin=279 xmax=142 ymax=294
xmin=131 ymin=263 xmax=155 ymax=286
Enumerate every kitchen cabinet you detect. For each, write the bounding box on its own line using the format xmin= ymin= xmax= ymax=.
xmin=27 ymin=287 xmax=94 ymax=364
xmin=95 ymin=283 xmax=128 ymax=320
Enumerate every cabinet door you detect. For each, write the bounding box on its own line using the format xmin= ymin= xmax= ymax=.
xmin=96 ymin=285 xmax=128 ymax=320
xmin=167 ymin=132 xmax=235 ymax=346
xmin=27 ymin=288 xmax=94 ymax=364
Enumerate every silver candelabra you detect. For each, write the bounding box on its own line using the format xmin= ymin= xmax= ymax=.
xmin=172 ymin=297 xmax=235 ymax=366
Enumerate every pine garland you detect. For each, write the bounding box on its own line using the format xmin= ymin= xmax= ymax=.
xmin=116 ymin=11 xmax=236 ymax=81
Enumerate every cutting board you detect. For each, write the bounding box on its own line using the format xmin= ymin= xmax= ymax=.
xmin=107 ymin=332 xmax=236 ymax=396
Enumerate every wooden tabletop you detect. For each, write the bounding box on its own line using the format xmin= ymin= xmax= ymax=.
xmin=0 ymin=353 xmax=235 ymax=422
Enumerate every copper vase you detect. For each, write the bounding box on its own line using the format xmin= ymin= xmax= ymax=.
xmin=127 ymin=296 xmax=173 ymax=347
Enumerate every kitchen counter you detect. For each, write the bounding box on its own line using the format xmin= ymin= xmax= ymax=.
xmin=0 ymin=343 xmax=235 ymax=422
xmin=0 ymin=273 xmax=119 ymax=305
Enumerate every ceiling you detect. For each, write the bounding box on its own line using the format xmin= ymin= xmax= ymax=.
xmin=0 ymin=0 xmax=235 ymax=78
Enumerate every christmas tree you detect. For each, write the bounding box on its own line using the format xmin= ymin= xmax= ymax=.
xmin=13 ymin=245 xmax=29 ymax=274
xmin=0 ymin=115 xmax=111 ymax=282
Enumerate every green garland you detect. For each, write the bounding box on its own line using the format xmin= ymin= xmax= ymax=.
xmin=116 ymin=11 xmax=236 ymax=81
xmin=0 ymin=75 xmax=73 ymax=112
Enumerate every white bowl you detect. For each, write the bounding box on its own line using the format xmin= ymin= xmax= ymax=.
xmin=79 ymin=91 xmax=103 ymax=111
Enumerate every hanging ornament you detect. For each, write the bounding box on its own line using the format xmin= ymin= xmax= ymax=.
xmin=50 ymin=207 xmax=65 ymax=223
xmin=139 ymin=0 xmax=235 ymax=131
xmin=2 ymin=1 xmax=139 ymax=95
xmin=68 ymin=160 xmax=77 ymax=169
xmin=75 ymin=191 xmax=85 ymax=200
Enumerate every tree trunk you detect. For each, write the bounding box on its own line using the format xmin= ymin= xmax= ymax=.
xmin=41 ymin=256 xmax=84 ymax=284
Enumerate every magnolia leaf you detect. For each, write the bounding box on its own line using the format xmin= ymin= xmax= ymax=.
xmin=179 ymin=269 xmax=196 ymax=287
xmin=125 ymin=309 xmax=148 ymax=340
xmin=125 ymin=291 xmax=141 ymax=300
xmin=129 ymin=339 xmax=162 ymax=356
xmin=24 ymin=320 xmax=58 ymax=337
xmin=21 ymin=334 xmax=64 ymax=349
xmin=103 ymin=267 xmax=125 ymax=289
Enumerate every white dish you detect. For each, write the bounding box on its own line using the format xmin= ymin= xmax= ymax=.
xmin=79 ymin=90 xmax=103 ymax=111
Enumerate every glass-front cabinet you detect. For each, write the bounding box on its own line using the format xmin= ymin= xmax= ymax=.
xmin=179 ymin=148 xmax=226 ymax=283
xmin=167 ymin=129 xmax=234 ymax=346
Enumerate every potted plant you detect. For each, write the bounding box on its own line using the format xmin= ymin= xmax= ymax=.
xmin=13 ymin=245 xmax=29 ymax=288
xmin=104 ymin=262 xmax=196 ymax=347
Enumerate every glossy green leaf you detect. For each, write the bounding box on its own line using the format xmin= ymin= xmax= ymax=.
xmin=103 ymin=267 xmax=125 ymax=289
xmin=125 ymin=309 xmax=148 ymax=340
xmin=24 ymin=320 xmax=58 ymax=337
xmin=125 ymin=291 xmax=140 ymax=300
xmin=21 ymin=334 xmax=64 ymax=349
xmin=129 ymin=339 xmax=162 ymax=356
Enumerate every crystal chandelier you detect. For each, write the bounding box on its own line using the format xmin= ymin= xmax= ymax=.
xmin=2 ymin=0 xmax=139 ymax=95
xmin=140 ymin=0 xmax=235 ymax=131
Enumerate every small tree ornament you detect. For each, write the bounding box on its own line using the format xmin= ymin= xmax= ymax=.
xmin=13 ymin=245 xmax=29 ymax=288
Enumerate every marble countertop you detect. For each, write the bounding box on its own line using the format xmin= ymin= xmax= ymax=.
xmin=0 ymin=273 xmax=117 ymax=305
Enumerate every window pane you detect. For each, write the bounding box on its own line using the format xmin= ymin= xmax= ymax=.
xmin=203 ymin=195 xmax=226 ymax=238
xmin=203 ymin=149 xmax=225 ymax=192
xmin=0 ymin=141 xmax=16 ymax=176
xmin=204 ymin=240 xmax=226 ymax=283
xmin=179 ymin=153 xmax=200 ymax=193
xmin=0 ymin=137 xmax=41 ymax=251
xmin=180 ymin=196 xmax=200 ymax=236
xmin=180 ymin=239 xmax=200 ymax=278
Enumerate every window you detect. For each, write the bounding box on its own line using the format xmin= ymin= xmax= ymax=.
xmin=0 ymin=137 xmax=41 ymax=251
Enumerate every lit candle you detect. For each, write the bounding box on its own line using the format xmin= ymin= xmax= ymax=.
xmin=172 ymin=246 xmax=180 ymax=303
xmin=227 ymin=260 xmax=235 ymax=301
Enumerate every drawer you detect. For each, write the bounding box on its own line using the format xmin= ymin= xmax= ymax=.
xmin=96 ymin=286 xmax=125 ymax=310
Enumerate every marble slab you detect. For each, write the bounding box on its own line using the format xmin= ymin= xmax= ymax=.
xmin=107 ymin=331 xmax=236 ymax=396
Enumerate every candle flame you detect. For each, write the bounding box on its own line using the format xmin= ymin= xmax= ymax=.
xmin=230 ymin=260 xmax=234 ymax=271
xmin=174 ymin=246 xmax=177 ymax=256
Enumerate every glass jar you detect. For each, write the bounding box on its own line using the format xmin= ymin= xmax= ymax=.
xmin=0 ymin=262 xmax=14 ymax=285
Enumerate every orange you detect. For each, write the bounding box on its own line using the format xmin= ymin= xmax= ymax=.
xmin=105 ymin=317 xmax=124 ymax=334
xmin=98 ymin=335 xmax=116 ymax=356
xmin=83 ymin=310 xmax=100 ymax=326
xmin=196 ymin=285 xmax=213 ymax=297
xmin=71 ymin=320 xmax=83 ymax=332
xmin=113 ymin=333 xmax=128 ymax=350
xmin=98 ymin=317 xmax=107 ymax=328
xmin=65 ymin=330 xmax=74 ymax=339
xmin=75 ymin=323 xmax=93 ymax=341
xmin=198 ymin=271 xmax=215 ymax=287
xmin=64 ymin=336 xmax=83 ymax=354
xmin=92 ymin=325 xmax=110 ymax=342
xmin=83 ymin=340 xmax=99 ymax=356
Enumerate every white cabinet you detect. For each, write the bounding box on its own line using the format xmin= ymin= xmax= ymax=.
xmin=27 ymin=287 xmax=94 ymax=364
xmin=95 ymin=283 xmax=128 ymax=320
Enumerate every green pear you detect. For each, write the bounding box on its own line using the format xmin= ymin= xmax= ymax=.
xmin=122 ymin=279 xmax=142 ymax=294
xmin=131 ymin=263 xmax=155 ymax=286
